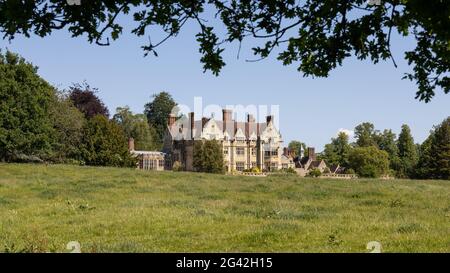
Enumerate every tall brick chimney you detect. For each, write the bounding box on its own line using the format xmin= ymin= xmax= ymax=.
xmin=189 ymin=112 xmax=194 ymax=140
xmin=246 ymin=114 xmax=255 ymax=137
xmin=128 ymin=138 xmax=135 ymax=151
xmin=223 ymin=109 xmax=232 ymax=134
xmin=168 ymin=113 xmax=176 ymax=127
xmin=308 ymin=147 xmax=316 ymax=160
xmin=266 ymin=115 xmax=273 ymax=125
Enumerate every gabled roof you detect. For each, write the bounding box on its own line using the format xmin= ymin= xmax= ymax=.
xmin=168 ymin=116 xmax=270 ymax=140
xmin=309 ymin=160 xmax=324 ymax=169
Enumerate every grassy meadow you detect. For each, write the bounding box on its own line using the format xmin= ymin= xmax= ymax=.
xmin=0 ymin=163 xmax=449 ymax=253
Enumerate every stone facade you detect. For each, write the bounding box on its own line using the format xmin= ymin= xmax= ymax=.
xmin=163 ymin=109 xmax=291 ymax=172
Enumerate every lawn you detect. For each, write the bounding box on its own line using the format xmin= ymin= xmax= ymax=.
xmin=0 ymin=163 xmax=449 ymax=253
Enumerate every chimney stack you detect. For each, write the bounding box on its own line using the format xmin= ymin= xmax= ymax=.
xmin=223 ymin=109 xmax=232 ymax=134
xmin=266 ymin=115 xmax=273 ymax=125
xmin=247 ymin=114 xmax=255 ymax=123
xmin=189 ymin=112 xmax=194 ymax=140
xmin=128 ymin=138 xmax=135 ymax=152
xmin=308 ymin=147 xmax=316 ymax=160
xmin=246 ymin=114 xmax=255 ymax=138
xmin=168 ymin=113 xmax=176 ymax=127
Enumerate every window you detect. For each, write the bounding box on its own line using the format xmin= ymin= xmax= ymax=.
xmin=143 ymin=159 xmax=157 ymax=170
xmin=264 ymin=151 xmax=271 ymax=157
xmin=236 ymin=162 xmax=245 ymax=172
xmin=223 ymin=148 xmax=229 ymax=155
xmin=271 ymin=163 xmax=278 ymax=170
xmin=159 ymin=160 xmax=164 ymax=168
xmin=251 ymin=148 xmax=257 ymax=156
xmin=236 ymin=147 xmax=245 ymax=156
xmin=271 ymin=150 xmax=278 ymax=156
xmin=252 ymin=162 xmax=257 ymax=168
xmin=282 ymin=164 xmax=288 ymax=169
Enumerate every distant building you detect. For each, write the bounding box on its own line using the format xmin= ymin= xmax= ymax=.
xmin=128 ymin=138 xmax=165 ymax=171
xmin=163 ymin=109 xmax=290 ymax=172
xmin=293 ymin=147 xmax=328 ymax=176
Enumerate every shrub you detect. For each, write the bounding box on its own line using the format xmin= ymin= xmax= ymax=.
xmin=345 ymin=168 xmax=356 ymax=175
xmin=193 ymin=140 xmax=224 ymax=174
xmin=172 ymin=161 xmax=183 ymax=172
xmin=348 ymin=146 xmax=389 ymax=178
xmin=308 ymin=168 xmax=322 ymax=177
xmin=284 ymin=167 xmax=297 ymax=174
xmin=80 ymin=115 xmax=137 ymax=167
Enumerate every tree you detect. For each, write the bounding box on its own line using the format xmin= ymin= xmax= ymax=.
xmin=144 ymin=92 xmax=177 ymax=146
xmin=354 ymin=122 xmax=379 ymax=147
xmin=322 ymin=132 xmax=351 ymax=167
xmin=348 ymin=146 xmax=390 ymax=178
xmin=397 ymin=124 xmax=418 ymax=178
xmin=0 ymin=50 xmax=56 ymax=162
xmin=68 ymin=82 xmax=109 ymax=119
xmin=415 ymin=134 xmax=434 ymax=179
xmin=377 ymin=129 xmax=400 ymax=173
xmin=113 ymin=106 xmax=158 ymax=151
xmin=1 ymin=1 xmax=448 ymax=101
xmin=416 ymin=117 xmax=450 ymax=179
xmin=49 ymin=92 xmax=86 ymax=162
xmin=288 ymin=140 xmax=306 ymax=157
xmin=80 ymin=115 xmax=136 ymax=167
xmin=193 ymin=140 xmax=224 ymax=174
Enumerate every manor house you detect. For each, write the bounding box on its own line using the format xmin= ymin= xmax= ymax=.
xmin=163 ymin=109 xmax=294 ymax=172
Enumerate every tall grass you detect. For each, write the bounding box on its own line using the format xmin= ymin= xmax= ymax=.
xmin=0 ymin=163 xmax=449 ymax=253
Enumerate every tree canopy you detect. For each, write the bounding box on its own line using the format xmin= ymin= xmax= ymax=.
xmin=354 ymin=122 xmax=378 ymax=147
xmin=68 ymin=82 xmax=110 ymax=119
xmin=348 ymin=146 xmax=390 ymax=178
xmin=80 ymin=115 xmax=136 ymax=167
xmin=415 ymin=117 xmax=450 ymax=179
xmin=193 ymin=140 xmax=224 ymax=174
xmin=0 ymin=0 xmax=448 ymax=101
xmin=0 ymin=50 xmax=56 ymax=162
xmin=288 ymin=140 xmax=306 ymax=157
xmin=144 ymin=92 xmax=177 ymax=146
xmin=113 ymin=106 xmax=158 ymax=151
xmin=322 ymin=131 xmax=351 ymax=167
xmin=397 ymin=124 xmax=418 ymax=177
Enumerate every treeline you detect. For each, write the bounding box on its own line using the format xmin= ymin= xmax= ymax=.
xmin=0 ymin=51 xmax=176 ymax=166
xmin=317 ymin=121 xmax=449 ymax=180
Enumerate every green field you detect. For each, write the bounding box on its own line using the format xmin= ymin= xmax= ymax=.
xmin=0 ymin=163 xmax=449 ymax=253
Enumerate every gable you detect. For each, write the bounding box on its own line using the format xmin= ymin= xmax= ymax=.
xmin=201 ymin=119 xmax=224 ymax=140
xmin=235 ymin=127 xmax=246 ymax=140
xmin=260 ymin=122 xmax=281 ymax=143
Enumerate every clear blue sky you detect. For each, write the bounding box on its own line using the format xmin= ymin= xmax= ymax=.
xmin=2 ymin=16 xmax=449 ymax=151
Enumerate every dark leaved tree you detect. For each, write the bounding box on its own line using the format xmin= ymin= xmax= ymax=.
xmin=68 ymin=82 xmax=109 ymax=119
